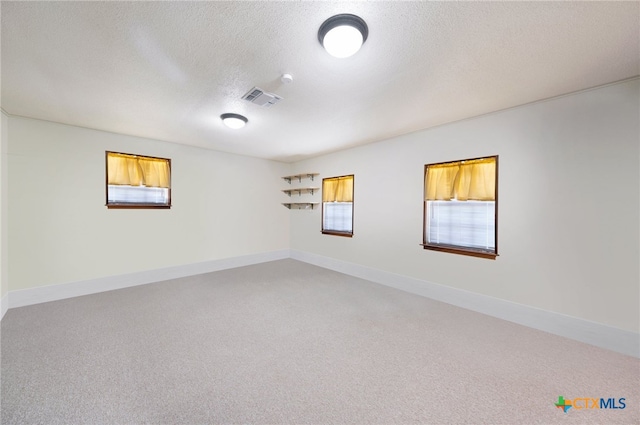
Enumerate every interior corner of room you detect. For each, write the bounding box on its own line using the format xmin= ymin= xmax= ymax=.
xmin=1 ymin=79 xmax=638 ymax=358
xmin=0 ymin=3 xmax=639 ymax=422
xmin=0 ymin=1 xmax=640 ymax=425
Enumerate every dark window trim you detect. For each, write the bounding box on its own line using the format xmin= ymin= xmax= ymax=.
xmin=321 ymin=174 xmax=354 ymax=237
xmin=420 ymin=243 xmax=498 ymax=260
xmin=106 ymin=204 xmax=172 ymax=210
xmin=321 ymin=230 xmax=353 ymax=238
xmin=422 ymin=155 xmax=498 ymax=259
xmin=105 ymin=151 xmax=172 ymax=209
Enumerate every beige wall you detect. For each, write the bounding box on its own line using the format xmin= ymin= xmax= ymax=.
xmin=291 ymin=79 xmax=640 ymax=333
xmin=1 ymin=111 xmax=8 ymax=300
xmin=7 ymin=116 xmax=290 ymax=291
xmin=4 ymin=80 xmax=639 ymax=335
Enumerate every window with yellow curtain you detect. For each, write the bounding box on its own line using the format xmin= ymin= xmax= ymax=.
xmin=423 ymin=156 xmax=498 ymax=259
xmin=106 ymin=151 xmax=171 ymax=208
xmin=322 ymin=175 xmax=354 ymax=236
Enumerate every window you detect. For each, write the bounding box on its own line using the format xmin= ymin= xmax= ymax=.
xmin=106 ymin=151 xmax=171 ymax=209
xmin=423 ymin=156 xmax=498 ymax=259
xmin=322 ymin=175 xmax=354 ymax=236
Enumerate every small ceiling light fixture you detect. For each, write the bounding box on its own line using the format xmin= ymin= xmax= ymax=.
xmin=220 ymin=113 xmax=248 ymax=129
xmin=318 ymin=14 xmax=368 ymax=58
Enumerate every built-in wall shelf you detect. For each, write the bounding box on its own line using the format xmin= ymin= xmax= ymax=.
xmin=282 ymin=202 xmax=319 ymax=210
xmin=282 ymin=187 xmax=319 ymax=197
xmin=282 ymin=173 xmax=319 ymax=184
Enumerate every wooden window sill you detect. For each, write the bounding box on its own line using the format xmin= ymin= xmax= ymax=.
xmin=421 ymin=243 xmax=497 ymax=260
xmin=322 ymin=230 xmax=353 ymax=238
xmin=106 ymin=204 xmax=171 ymax=209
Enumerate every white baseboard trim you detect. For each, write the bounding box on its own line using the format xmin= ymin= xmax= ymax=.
xmin=1 ymin=293 xmax=7 ymax=320
xmin=5 ymin=248 xmax=638 ymax=358
xmin=290 ymin=249 xmax=640 ymax=358
xmin=8 ymin=249 xmax=290 ymax=310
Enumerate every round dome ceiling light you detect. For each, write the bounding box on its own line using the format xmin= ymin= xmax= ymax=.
xmin=318 ymin=14 xmax=368 ymax=59
xmin=221 ymin=113 xmax=248 ymax=129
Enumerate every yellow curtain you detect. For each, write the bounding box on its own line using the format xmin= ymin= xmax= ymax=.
xmin=138 ymin=157 xmax=170 ymax=188
xmin=107 ymin=153 xmax=144 ymax=186
xmin=425 ymin=157 xmax=495 ymax=201
xmin=323 ymin=175 xmax=353 ymax=202
xmin=424 ymin=163 xmax=460 ymax=201
xmin=454 ymin=158 xmax=495 ymax=201
xmin=107 ymin=152 xmax=170 ymax=188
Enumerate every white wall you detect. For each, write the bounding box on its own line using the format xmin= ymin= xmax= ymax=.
xmin=291 ymin=79 xmax=640 ymax=333
xmin=4 ymin=80 xmax=638 ymax=338
xmin=8 ymin=116 xmax=290 ymax=291
xmin=1 ymin=111 xmax=8 ymax=302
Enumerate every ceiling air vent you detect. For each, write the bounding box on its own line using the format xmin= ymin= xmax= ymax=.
xmin=242 ymin=87 xmax=283 ymax=107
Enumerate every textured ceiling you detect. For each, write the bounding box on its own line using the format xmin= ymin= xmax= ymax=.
xmin=2 ymin=1 xmax=639 ymax=162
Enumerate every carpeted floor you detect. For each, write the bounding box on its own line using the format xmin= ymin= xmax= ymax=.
xmin=1 ymin=259 xmax=638 ymax=424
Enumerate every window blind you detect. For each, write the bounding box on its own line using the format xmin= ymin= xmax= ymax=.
xmin=426 ymin=200 xmax=495 ymax=251
xmin=323 ymin=202 xmax=353 ymax=233
xmin=107 ymin=185 xmax=169 ymax=205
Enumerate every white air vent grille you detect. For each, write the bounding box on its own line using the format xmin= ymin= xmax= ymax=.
xmin=242 ymin=87 xmax=283 ymax=107
xmin=243 ymin=88 xmax=262 ymax=102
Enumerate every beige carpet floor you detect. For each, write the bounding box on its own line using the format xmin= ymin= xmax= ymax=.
xmin=1 ymin=259 xmax=638 ymax=424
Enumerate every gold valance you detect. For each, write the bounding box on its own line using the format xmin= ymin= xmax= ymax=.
xmin=323 ymin=175 xmax=354 ymax=202
xmin=425 ymin=157 xmax=496 ymax=201
xmin=107 ymin=152 xmax=170 ymax=188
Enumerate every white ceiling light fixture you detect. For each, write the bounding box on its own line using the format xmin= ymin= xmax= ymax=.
xmin=221 ymin=113 xmax=248 ymax=129
xmin=318 ymin=14 xmax=368 ymax=58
